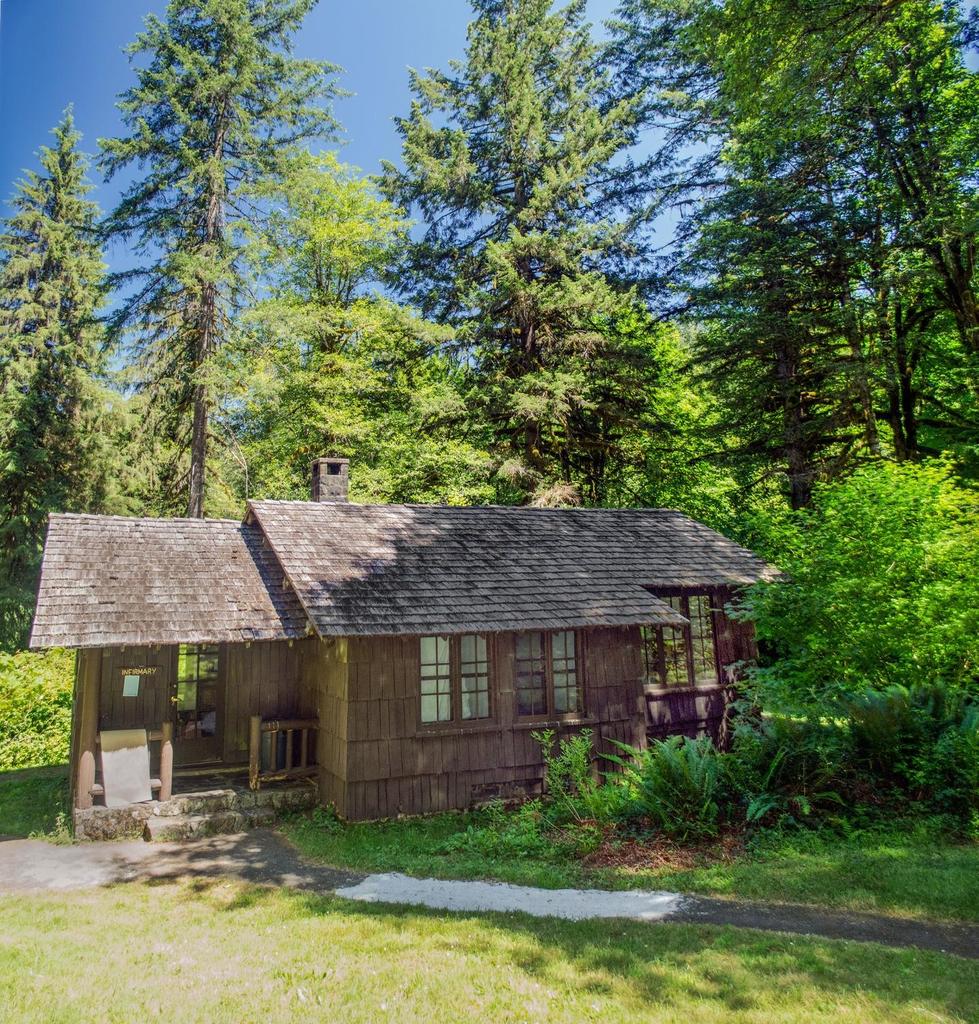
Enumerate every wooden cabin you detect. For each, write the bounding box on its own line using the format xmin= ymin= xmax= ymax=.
xmin=29 ymin=458 xmax=775 ymax=837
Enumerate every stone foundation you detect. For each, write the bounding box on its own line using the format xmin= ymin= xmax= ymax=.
xmin=73 ymin=782 xmax=318 ymax=842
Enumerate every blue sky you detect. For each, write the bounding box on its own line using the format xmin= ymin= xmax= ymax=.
xmin=0 ymin=0 xmax=619 ymax=229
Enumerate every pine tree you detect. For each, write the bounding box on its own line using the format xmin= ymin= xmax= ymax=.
xmin=382 ymin=0 xmax=648 ymax=504
xmin=100 ymin=0 xmax=338 ymax=517
xmin=613 ymin=0 xmax=979 ymax=500
xmin=0 ymin=112 xmax=109 ymax=649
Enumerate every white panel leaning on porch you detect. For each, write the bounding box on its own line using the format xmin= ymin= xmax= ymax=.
xmin=99 ymin=729 xmax=152 ymax=806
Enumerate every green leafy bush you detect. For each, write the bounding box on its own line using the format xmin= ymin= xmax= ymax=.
xmin=607 ymin=735 xmax=723 ymax=841
xmin=908 ymin=704 xmax=979 ymax=827
xmin=726 ymin=713 xmax=846 ymax=825
xmin=293 ymin=804 xmax=344 ymax=836
xmin=532 ymin=728 xmax=623 ymax=824
xmin=436 ymin=731 xmax=615 ymax=860
xmin=0 ymin=649 xmax=74 ymax=770
xmin=742 ymin=461 xmax=979 ymax=710
xmin=438 ymin=800 xmax=575 ymax=859
xmin=730 ymin=462 xmax=979 ymax=831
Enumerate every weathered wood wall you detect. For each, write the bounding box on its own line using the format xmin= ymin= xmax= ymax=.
xmin=307 ymin=636 xmax=349 ymax=815
xmin=77 ymin=588 xmax=756 ymax=815
xmin=643 ymin=587 xmax=757 ymax=749
xmin=222 ymin=640 xmax=308 ymax=762
xmin=94 ymin=639 xmax=310 ymax=767
xmin=311 ymin=626 xmax=649 ymax=821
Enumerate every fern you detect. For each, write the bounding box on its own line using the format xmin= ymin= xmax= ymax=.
xmin=607 ymin=736 xmax=722 ymax=841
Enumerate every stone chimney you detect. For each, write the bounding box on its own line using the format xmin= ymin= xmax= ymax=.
xmin=311 ymin=457 xmax=349 ymax=503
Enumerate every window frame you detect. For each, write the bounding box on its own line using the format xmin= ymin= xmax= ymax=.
xmin=417 ymin=633 xmax=494 ymax=729
xmin=175 ymin=643 xmax=221 ymax=740
xmin=514 ymin=629 xmax=586 ymax=721
xmin=641 ymin=590 xmax=722 ymax=690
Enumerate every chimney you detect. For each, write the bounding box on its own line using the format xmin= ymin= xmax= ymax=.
xmin=311 ymin=457 xmax=349 ymax=503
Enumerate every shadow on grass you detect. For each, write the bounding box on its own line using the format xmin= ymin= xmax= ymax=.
xmin=312 ymin=893 xmax=977 ymax=1016
xmin=160 ymin=877 xmax=979 ymax=1020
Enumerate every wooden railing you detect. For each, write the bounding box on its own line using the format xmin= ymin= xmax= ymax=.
xmin=248 ymin=716 xmax=318 ymax=791
xmin=88 ymin=722 xmax=173 ymax=804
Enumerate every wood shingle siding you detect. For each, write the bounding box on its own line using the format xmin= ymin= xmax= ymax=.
xmin=307 ymin=627 xmax=650 ymax=820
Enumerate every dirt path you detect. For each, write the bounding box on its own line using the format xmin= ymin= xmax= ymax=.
xmin=673 ymin=895 xmax=979 ymax=960
xmin=0 ymin=829 xmax=975 ymax=959
xmin=0 ymin=829 xmax=362 ymax=892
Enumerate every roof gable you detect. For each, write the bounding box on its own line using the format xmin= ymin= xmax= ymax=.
xmin=29 ymin=514 xmax=308 ymax=649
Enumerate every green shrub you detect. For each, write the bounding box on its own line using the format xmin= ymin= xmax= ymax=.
xmin=293 ymin=804 xmax=344 ymax=836
xmin=742 ymin=461 xmax=979 ymax=711
xmin=437 ymin=730 xmax=617 ymax=860
xmin=438 ymin=800 xmax=566 ymax=859
xmin=607 ymin=735 xmax=723 ymax=841
xmin=727 ymin=713 xmax=847 ymax=825
xmin=730 ymin=462 xmax=979 ymax=835
xmin=0 ymin=649 xmax=74 ymax=770
xmin=532 ymin=728 xmax=621 ymax=824
xmin=910 ymin=704 xmax=979 ymax=827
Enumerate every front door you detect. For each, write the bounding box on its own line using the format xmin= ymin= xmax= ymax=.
xmin=172 ymin=644 xmax=223 ymax=765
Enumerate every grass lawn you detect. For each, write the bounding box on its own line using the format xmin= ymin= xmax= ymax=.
xmin=284 ymin=811 xmax=979 ymax=924
xmin=0 ymin=764 xmax=69 ymax=837
xmin=0 ymin=879 xmax=976 ymax=1024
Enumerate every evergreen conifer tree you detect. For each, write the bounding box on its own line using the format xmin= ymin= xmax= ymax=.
xmin=383 ymin=0 xmax=649 ymax=504
xmin=0 ymin=112 xmax=109 ymax=648
xmin=101 ymin=0 xmax=338 ymax=517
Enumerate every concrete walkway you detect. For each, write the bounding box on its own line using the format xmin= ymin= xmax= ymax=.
xmin=0 ymin=829 xmax=362 ymax=893
xmin=336 ymin=872 xmax=685 ymax=920
xmin=0 ymin=829 xmax=976 ymax=959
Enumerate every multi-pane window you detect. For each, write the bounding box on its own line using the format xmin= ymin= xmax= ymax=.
xmin=420 ymin=636 xmax=452 ymax=723
xmin=515 ymin=631 xmax=584 ymax=717
xmin=641 ymin=593 xmax=719 ymax=688
xmin=419 ymin=634 xmax=492 ymax=725
xmin=687 ymin=595 xmax=717 ymax=684
xmin=551 ymin=630 xmax=581 ymax=713
xmin=175 ymin=644 xmax=219 ymax=738
xmin=641 ymin=625 xmax=688 ymax=686
xmin=515 ymin=632 xmax=548 ymax=715
xmin=460 ymin=634 xmax=490 ymax=720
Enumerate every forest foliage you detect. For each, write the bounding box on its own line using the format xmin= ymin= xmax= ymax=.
xmin=0 ymin=0 xmax=977 ymax=794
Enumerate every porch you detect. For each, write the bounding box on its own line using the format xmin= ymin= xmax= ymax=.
xmin=74 ymin=715 xmax=320 ymax=842
xmin=74 ymin=763 xmax=319 ymax=842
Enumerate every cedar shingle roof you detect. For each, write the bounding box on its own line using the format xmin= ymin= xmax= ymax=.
xmin=247 ymin=501 xmax=777 ymax=638
xmin=28 ymin=514 xmax=308 ymax=649
xmin=30 ymin=502 xmax=777 ymax=648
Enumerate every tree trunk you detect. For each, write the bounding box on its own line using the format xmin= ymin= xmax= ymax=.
xmin=186 ymin=98 xmax=229 ymax=518
xmin=776 ymin=339 xmax=814 ymax=509
xmin=187 ymin=377 xmax=208 ymax=518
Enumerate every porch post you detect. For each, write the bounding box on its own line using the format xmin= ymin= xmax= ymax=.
xmin=75 ymin=650 xmax=100 ymax=810
xmin=249 ymin=714 xmax=262 ymax=790
xmin=158 ymin=722 xmax=173 ymax=801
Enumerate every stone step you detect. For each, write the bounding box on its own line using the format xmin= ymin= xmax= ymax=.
xmin=144 ymin=805 xmax=276 ymax=842
xmin=73 ymin=782 xmax=320 ymax=841
xmin=154 ymin=788 xmax=255 ymax=817
xmin=153 ymin=784 xmax=319 ymax=818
